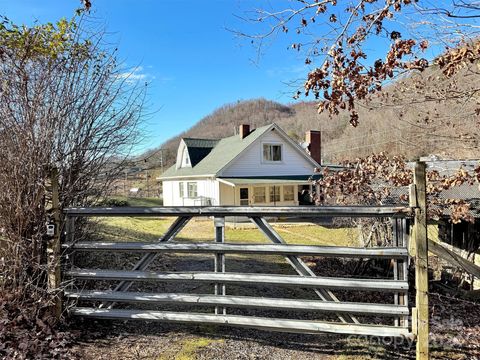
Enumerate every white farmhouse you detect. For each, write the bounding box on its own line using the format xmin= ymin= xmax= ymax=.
xmin=159 ymin=123 xmax=321 ymax=206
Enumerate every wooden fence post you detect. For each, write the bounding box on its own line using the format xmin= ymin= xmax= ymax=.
xmin=48 ymin=167 xmax=62 ymax=321
xmin=411 ymin=161 xmax=429 ymax=360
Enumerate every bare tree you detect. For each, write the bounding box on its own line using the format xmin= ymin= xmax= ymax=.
xmin=0 ymin=14 xmax=145 ymax=293
xmin=235 ymin=0 xmax=480 ymax=127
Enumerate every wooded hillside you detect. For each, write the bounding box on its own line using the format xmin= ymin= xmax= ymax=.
xmin=144 ymin=63 xmax=480 ymax=168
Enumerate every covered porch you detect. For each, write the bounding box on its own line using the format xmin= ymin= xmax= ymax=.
xmin=217 ymin=175 xmax=321 ymax=207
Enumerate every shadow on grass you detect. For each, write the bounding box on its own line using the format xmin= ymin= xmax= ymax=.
xmin=109 ymin=196 xmax=164 ymax=207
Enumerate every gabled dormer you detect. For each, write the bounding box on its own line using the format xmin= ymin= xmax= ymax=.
xmin=176 ymin=138 xmax=219 ymax=169
xmin=176 ymin=139 xmax=190 ymax=169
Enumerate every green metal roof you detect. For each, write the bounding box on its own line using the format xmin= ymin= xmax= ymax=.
xmin=183 ymin=138 xmax=219 ymax=166
xmin=183 ymin=138 xmax=219 ymax=148
xmin=160 ymin=124 xmax=273 ymax=179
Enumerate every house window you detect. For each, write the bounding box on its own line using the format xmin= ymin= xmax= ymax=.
xmin=179 ymin=182 xmax=184 ymax=198
xmin=263 ymin=144 xmax=282 ymax=162
xmin=187 ymin=182 xmax=197 ymax=198
xmin=269 ymin=186 xmax=281 ymax=202
xmin=253 ymin=187 xmax=266 ymax=203
xmin=283 ymin=185 xmax=294 ymax=201
xmin=239 ymin=188 xmax=249 ymax=206
xmin=182 ymin=148 xmax=190 ymax=167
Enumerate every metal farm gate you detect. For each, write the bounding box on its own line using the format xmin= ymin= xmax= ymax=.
xmin=61 ymin=205 xmax=415 ymax=336
xmin=43 ymin=162 xmax=429 ymax=359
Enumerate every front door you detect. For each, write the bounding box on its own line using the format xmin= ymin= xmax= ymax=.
xmin=239 ymin=187 xmax=249 ymax=206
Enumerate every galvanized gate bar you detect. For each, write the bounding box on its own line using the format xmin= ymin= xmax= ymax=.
xmin=64 ymin=216 xmax=76 ymax=266
xmin=101 ymin=216 xmax=191 ymax=308
xmin=65 ymin=290 xmax=410 ymax=316
xmin=393 ymin=218 xmax=399 ymax=326
xmin=67 ymin=270 xmax=408 ymax=291
xmin=250 ymin=216 xmax=359 ymax=324
xmin=392 ymin=217 xmax=410 ymax=328
xmin=64 ymin=206 xmax=411 ymax=218
xmin=64 ymin=241 xmax=409 ymax=258
xmin=400 ymin=217 xmax=409 ymax=327
xmin=71 ymin=308 xmax=413 ymax=338
xmin=118 ymin=216 xmax=189 ymax=272
xmin=63 ymin=205 xmax=414 ymax=340
xmin=214 ymin=216 xmax=226 ymax=315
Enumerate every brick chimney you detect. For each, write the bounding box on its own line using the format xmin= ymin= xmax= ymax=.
xmin=305 ymin=130 xmax=321 ymax=165
xmin=239 ymin=124 xmax=250 ymax=139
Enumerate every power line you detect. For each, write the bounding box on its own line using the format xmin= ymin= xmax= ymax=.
xmin=325 ymin=139 xmax=402 ymax=155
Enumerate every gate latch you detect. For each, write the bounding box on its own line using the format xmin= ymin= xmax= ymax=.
xmin=46 ymin=223 xmax=55 ymax=237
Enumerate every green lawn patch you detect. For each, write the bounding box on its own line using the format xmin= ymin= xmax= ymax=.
xmin=93 ymin=216 xmax=358 ymax=246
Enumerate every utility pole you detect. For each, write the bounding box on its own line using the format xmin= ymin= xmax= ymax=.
xmin=145 ymin=168 xmax=149 ymax=198
xmin=160 ymin=149 xmax=164 ymax=174
xmin=124 ymin=169 xmax=128 ymax=197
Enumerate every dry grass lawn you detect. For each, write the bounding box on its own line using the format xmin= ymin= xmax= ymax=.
xmin=93 ymin=216 xmax=358 ymax=247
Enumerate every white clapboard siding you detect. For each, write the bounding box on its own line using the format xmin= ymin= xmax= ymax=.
xmin=162 ymin=179 xmax=220 ymax=206
xmin=219 ymin=181 xmax=235 ymax=205
xmin=220 ymin=129 xmax=315 ymax=177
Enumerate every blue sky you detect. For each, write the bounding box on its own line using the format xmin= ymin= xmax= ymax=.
xmin=1 ymin=0 xmax=314 ymax=152
xmin=1 ymin=1 xmax=453 ymax=153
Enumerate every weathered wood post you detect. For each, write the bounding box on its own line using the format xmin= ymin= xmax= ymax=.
xmin=410 ymin=161 xmax=429 ymax=359
xmin=47 ymin=166 xmax=62 ymax=321
xmin=214 ymin=216 xmax=226 ymax=315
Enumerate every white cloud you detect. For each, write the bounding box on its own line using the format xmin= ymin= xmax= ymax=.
xmin=117 ymin=66 xmax=149 ymax=83
xmin=117 ymin=65 xmax=173 ymax=86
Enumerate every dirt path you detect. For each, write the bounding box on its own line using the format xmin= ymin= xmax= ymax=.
xmin=71 ymin=321 xmax=404 ymax=360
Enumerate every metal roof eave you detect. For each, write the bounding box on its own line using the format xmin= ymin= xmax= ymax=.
xmin=217 ymin=176 xmax=320 ymax=187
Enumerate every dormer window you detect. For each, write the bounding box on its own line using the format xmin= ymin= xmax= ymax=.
xmin=181 ymin=147 xmax=191 ymax=167
xmin=263 ymin=144 xmax=282 ymax=162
